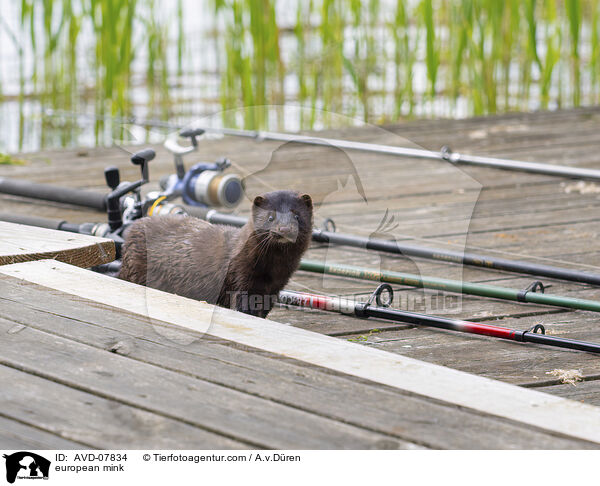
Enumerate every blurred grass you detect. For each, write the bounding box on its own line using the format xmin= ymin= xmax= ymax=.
xmin=0 ymin=152 xmax=25 ymax=165
xmin=213 ymin=0 xmax=600 ymax=126
xmin=213 ymin=0 xmax=600 ymax=128
xmin=2 ymin=0 xmax=600 ymax=146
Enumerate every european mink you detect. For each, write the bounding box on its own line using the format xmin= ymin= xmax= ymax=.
xmin=118 ymin=190 xmax=313 ymax=318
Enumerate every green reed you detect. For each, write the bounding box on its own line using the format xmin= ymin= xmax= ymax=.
xmin=5 ymin=0 xmax=171 ymax=146
xmin=565 ymin=0 xmax=582 ymax=105
xmin=215 ymin=0 xmax=600 ymax=129
xmin=592 ymin=1 xmax=600 ymax=103
xmin=390 ymin=0 xmax=415 ymax=118
xmin=3 ymin=0 xmax=600 ymax=149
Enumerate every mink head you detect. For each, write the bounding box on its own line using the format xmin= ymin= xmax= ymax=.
xmin=251 ymin=191 xmax=313 ymax=244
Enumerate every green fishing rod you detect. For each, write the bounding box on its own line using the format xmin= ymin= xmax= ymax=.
xmin=298 ymin=259 xmax=600 ymax=313
xmin=6 ymin=208 xmax=600 ymax=313
xmin=5 ymin=209 xmax=600 ymax=312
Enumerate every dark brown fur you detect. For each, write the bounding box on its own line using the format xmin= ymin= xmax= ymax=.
xmin=119 ymin=190 xmax=313 ymax=317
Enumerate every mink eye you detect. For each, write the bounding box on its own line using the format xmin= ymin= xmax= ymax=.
xmin=294 ymin=214 xmax=299 ymax=221
xmin=268 ymin=214 xmax=275 ymax=222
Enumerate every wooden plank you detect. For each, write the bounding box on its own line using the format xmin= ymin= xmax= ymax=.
xmin=309 ymin=183 xmax=598 ymax=224
xmin=317 ymin=187 xmax=600 ymax=229
xmin=0 ymin=364 xmax=249 ymax=449
xmin=3 ymin=260 xmax=600 ymax=445
xmin=343 ymin=307 xmax=600 ymax=385
xmin=394 ymin=120 xmax=600 ymax=155
xmin=460 ymin=220 xmax=600 ymax=257
xmin=2 ymin=276 xmax=589 ymax=448
xmin=350 ymin=325 xmax=600 ymax=385
xmin=0 ymin=222 xmax=115 ymax=267
xmin=0 ymin=315 xmax=408 ymax=450
xmin=0 ymin=416 xmax=85 ymax=450
xmin=382 ymin=107 xmax=600 ymax=135
xmin=542 ymin=379 xmax=600 ymax=407
xmin=322 ymin=204 xmax=600 ymax=241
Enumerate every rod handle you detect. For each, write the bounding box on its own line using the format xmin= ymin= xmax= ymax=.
xmin=0 ymin=177 xmax=107 ymax=210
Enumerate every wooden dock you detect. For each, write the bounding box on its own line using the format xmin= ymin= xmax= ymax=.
xmin=2 ymin=107 xmax=600 ymax=449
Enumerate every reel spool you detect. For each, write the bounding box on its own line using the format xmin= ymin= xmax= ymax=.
xmin=163 ymin=130 xmax=244 ymax=209
xmin=158 ymin=158 xmax=244 ymax=209
xmin=185 ymin=169 xmax=243 ymax=209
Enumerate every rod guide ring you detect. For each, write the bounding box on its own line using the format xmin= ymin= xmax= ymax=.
xmin=366 ymin=283 xmax=394 ymax=308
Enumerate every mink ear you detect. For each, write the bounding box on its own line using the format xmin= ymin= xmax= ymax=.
xmin=253 ymin=195 xmax=266 ymax=207
xmin=299 ymin=193 xmax=313 ymax=209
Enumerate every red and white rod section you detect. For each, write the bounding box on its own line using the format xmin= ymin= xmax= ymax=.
xmin=278 ymin=287 xmax=600 ymax=354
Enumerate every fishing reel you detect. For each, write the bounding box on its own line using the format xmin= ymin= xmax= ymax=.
xmin=109 ymin=148 xmax=188 ymax=219
xmin=92 ymin=149 xmax=167 ymax=250
xmin=160 ymin=128 xmax=244 ymax=208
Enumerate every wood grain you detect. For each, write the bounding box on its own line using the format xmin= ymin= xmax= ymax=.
xmin=1 ymin=274 xmax=591 ymax=449
xmin=0 ymin=364 xmax=249 ymax=449
xmin=2 ymin=107 xmax=600 ymax=448
xmin=0 ymin=221 xmax=115 ymax=267
xmin=3 ymin=259 xmax=600 ymax=446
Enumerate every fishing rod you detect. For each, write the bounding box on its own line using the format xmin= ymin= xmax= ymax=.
xmin=0 ymin=148 xmax=167 ymax=257
xmin=0 ymin=137 xmax=244 ymax=212
xmin=278 ymin=284 xmax=600 ymax=354
xmin=0 ymin=176 xmax=108 ymax=210
xmin=8 ymin=114 xmax=600 ymax=286
xmin=4 ymin=208 xmax=600 ymax=314
xmin=193 ymin=209 xmax=600 ymax=287
xmin=3 ymin=173 xmax=600 ymax=287
xmin=298 ymin=259 xmax=600 ymax=313
xmin=58 ymin=244 xmax=600 ymax=354
xmin=45 ymin=109 xmax=600 ymax=181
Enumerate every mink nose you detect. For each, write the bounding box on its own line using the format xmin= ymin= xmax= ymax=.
xmin=275 ymin=225 xmax=297 ymax=241
xmin=277 ymin=225 xmax=293 ymax=235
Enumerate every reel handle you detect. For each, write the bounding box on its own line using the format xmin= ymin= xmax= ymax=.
xmin=130 ymin=148 xmax=156 ymax=182
xmin=104 ymin=166 xmax=120 ymax=190
xmin=179 ymin=128 xmax=205 ymax=147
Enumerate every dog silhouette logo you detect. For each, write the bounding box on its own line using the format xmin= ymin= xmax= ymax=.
xmin=3 ymin=452 xmax=50 ymax=483
xmin=242 ymin=140 xmax=367 ymax=211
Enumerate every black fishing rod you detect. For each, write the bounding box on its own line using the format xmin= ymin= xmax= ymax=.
xmin=45 ymin=108 xmax=600 ymax=181
xmin=5 ymin=116 xmax=600 ymax=286
xmin=0 ymin=176 xmax=108 ymax=210
xmin=0 ymin=136 xmax=243 ymax=212
xmin=6 ymin=209 xmax=600 ymax=313
xmin=191 ymin=208 xmax=600 ymax=287
xmin=278 ymin=284 xmax=600 ymax=354
xmin=2 ymin=173 xmax=600 ymax=286
xmin=0 ymin=148 xmax=160 ymax=257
